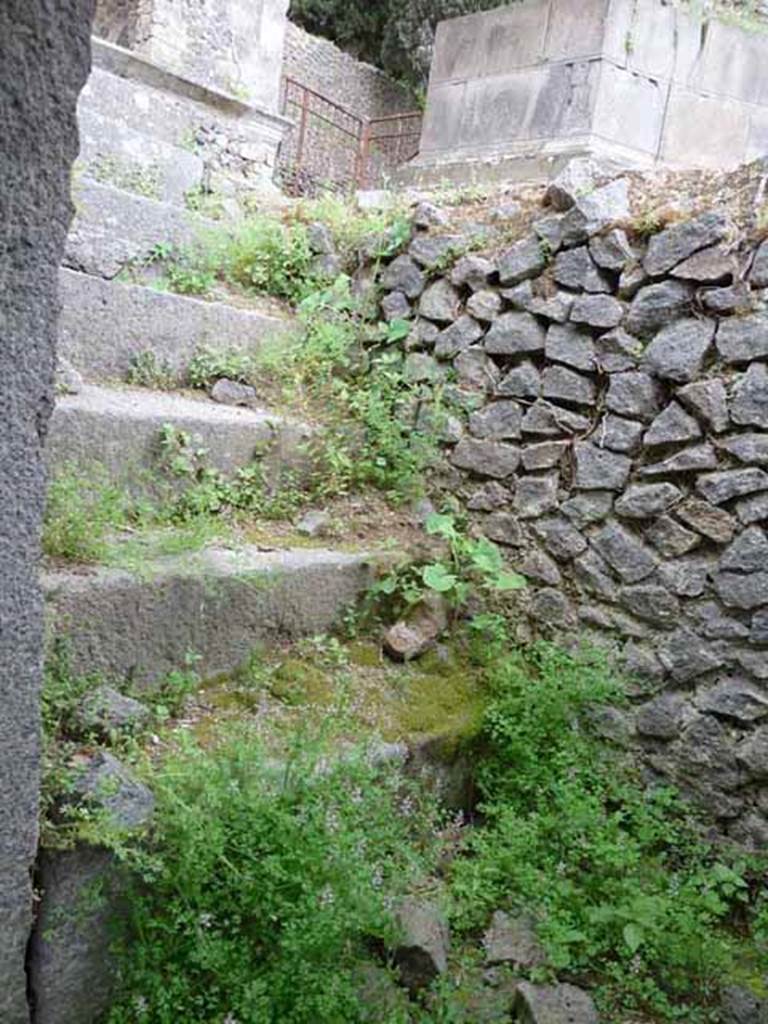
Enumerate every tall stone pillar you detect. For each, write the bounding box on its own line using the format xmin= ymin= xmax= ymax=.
xmin=0 ymin=2 xmax=94 ymax=1020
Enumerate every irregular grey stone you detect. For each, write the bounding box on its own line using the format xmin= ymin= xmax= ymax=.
xmin=393 ymin=899 xmax=449 ymax=993
xmin=485 ymin=311 xmax=546 ymax=356
xmin=644 ymin=515 xmax=701 ymax=557
xmin=624 ymin=280 xmax=693 ymax=338
xmin=735 ymin=490 xmax=768 ymax=525
xmin=483 ymin=512 xmax=523 ymax=547
xmin=731 ymin=363 xmax=768 ymax=428
xmin=597 ymin=414 xmax=644 ymax=453
xmin=644 ymin=212 xmax=729 ymax=276
xmin=497 ymin=236 xmax=547 ymax=285
xmin=717 ymin=313 xmax=768 ymax=364
xmin=641 ymin=317 xmax=715 ymax=383
xmin=450 ymin=439 xmax=520 ymax=479
xmin=541 ymin=365 xmax=597 ymax=406
xmin=697 ymin=468 xmax=768 ymax=505
xmin=454 ymin=347 xmax=500 ymax=393
xmin=496 ymin=361 xmax=541 ymax=399
xmin=296 ymin=509 xmax=331 ymax=538
xmin=615 ymin=483 xmax=682 ymax=519
xmin=697 ymin=678 xmax=768 ymax=723
xmin=640 ymin=444 xmax=719 ymax=477
xmin=594 ymin=327 xmax=641 ymax=372
xmin=483 ymin=911 xmax=545 ymax=968
xmin=552 ymin=246 xmax=610 ymax=292
xmin=643 ymin=401 xmax=702 ymax=447
xmin=312 ymin=251 xmax=344 ymax=280
xmin=527 ymin=292 xmax=573 ymax=323
xmin=721 ymin=433 xmax=768 ymax=466
xmin=74 ymin=752 xmax=155 ymax=830
xmin=533 ymin=213 xmax=565 ymax=251
xmin=545 ymin=323 xmax=596 ymax=371
xmin=55 ymin=358 xmax=83 ymax=396
xmin=619 ymin=585 xmax=679 ymax=627
xmin=404 ymin=353 xmax=442 ymax=384
xmin=751 ymin=607 xmax=768 ymax=644
xmin=561 ymin=491 xmax=614 ymax=528
xmin=544 ymin=157 xmax=597 ymax=211
xmin=737 ymin=727 xmax=768 ymax=778
xmin=657 ymin=554 xmax=713 ymax=597
xmin=677 ymin=378 xmax=730 ymax=433
xmin=715 ymin=569 xmax=768 ymax=609
xmin=533 ymin=516 xmax=588 ymax=561
xmin=406 ymin=318 xmax=440 ymax=351
xmin=570 ymin=294 xmax=624 ymax=329
xmin=382 ymin=291 xmax=411 ymax=321
xmin=469 ymin=401 xmax=523 ymax=440
xmin=412 ymin=201 xmax=448 ymax=229
xmin=623 ymin=642 xmax=666 ymax=688
xmin=702 ymin=282 xmax=754 ymax=315
xmin=573 ymin=548 xmax=619 ymax=601
xmin=734 ymin=647 xmax=768 ymax=680
xmin=307 ymin=222 xmax=335 ymax=255
xmin=466 ymin=289 xmax=502 ymax=322
xmin=658 ymin=628 xmax=725 ymax=682
xmin=676 ymin=496 xmax=736 ymax=543
xmin=559 ymin=179 xmax=631 ymax=247
xmin=353 ymin=963 xmax=410 ymax=1024
xmin=501 ymin=280 xmax=534 ymax=309
xmin=618 ymin=262 xmax=648 ymax=300
xmin=636 ymin=694 xmax=686 ymax=739
xmin=751 ymin=238 xmax=768 ymax=287
xmin=720 ymin=526 xmax=768 ymax=572
xmin=381 ymin=255 xmax=425 ymax=299
xmin=467 ymin=482 xmax=511 ymax=512
xmin=605 ymin=371 xmax=664 ymax=421
xmin=521 ymin=441 xmax=569 ymax=470
xmin=675 ymin=714 xmax=742 ymax=794
xmin=450 ymin=254 xmax=494 ymax=290
xmin=74 ymin=686 xmax=150 ymax=737
xmin=574 ymin=443 xmax=631 ymax=491
xmin=419 ymin=279 xmax=461 ymax=322
xmin=409 ymin=233 xmax=464 ymax=270
xmin=514 ymin=473 xmax=560 ymax=517
xmin=671 ymin=245 xmax=736 ymax=283
xmin=589 ymin=228 xmax=635 ymax=271
xmin=519 ymin=548 xmax=562 ymax=586
xmin=720 ymin=984 xmax=765 ymax=1024
xmin=592 ymin=521 xmax=657 ymax=582
xmin=692 ymin=601 xmax=749 ymax=639
xmin=514 ymin=981 xmax=598 ymax=1024
xmin=529 ymin=588 xmax=575 ymax=627
xmin=520 ymin=400 xmax=591 ymax=437
xmin=434 ymin=315 xmax=484 ymax=359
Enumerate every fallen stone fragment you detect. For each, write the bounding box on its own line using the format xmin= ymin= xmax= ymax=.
xmin=296 ymin=509 xmax=330 ymax=537
xmin=74 ymin=752 xmax=155 ymax=830
xmin=55 ymin=357 xmax=83 ymax=395
xmin=210 ymin=378 xmax=256 ymax=406
xmin=641 ymin=317 xmax=714 ymax=383
xmin=383 ymin=597 xmax=447 ymax=662
xmin=643 ymin=401 xmax=701 ymax=446
xmin=484 ymin=911 xmax=546 ymax=969
xmin=74 ymin=686 xmax=151 ymax=738
xmin=644 ymin=212 xmax=729 ymax=276
xmin=392 ymin=898 xmax=450 ymax=993
xmin=514 ymin=981 xmax=599 ymax=1024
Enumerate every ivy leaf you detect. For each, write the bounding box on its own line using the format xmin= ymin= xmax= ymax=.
xmin=386 ymin=318 xmax=411 ymax=343
xmin=494 ymin=572 xmax=527 ymax=592
xmin=422 ymin=564 xmax=457 ymax=593
xmin=425 ymin=513 xmax=457 ymax=540
xmin=623 ymin=922 xmax=644 ymax=954
xmin=470 ymin=537 xmax=503 ymax=575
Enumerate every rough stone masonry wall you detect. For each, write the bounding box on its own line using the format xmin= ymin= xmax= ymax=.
xmin=376 ymin=177 xmax=768 ymax=849
xmin=0 ymin=2 xmax=94 ymax=1021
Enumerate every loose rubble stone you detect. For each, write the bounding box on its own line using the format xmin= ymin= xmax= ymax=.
xmin=497 ymin=236 xmax=547 ymax=285
xmin=641 ymin=317 xmax=715 ymax=382
xmin=469 ymin=401 xmax=523 ymax=440
xmin=527 ymin=292 xmax=573 ymax=322
xmin=514 ymin=981 xmax=598 ymax=1024
xmin=623 ymin=641 xmax=666 ymax=685
xmin=467 ymin=481 xmax=511 ymax=512
xmin=676 ymin=497 xmax=736 ymax=543
xmin=392 ymin=899 xmax=450 ymax=993
xmin=454 ymin=348 xmax=500 ymax=393
xmin=382 ymin=291 xmax=411 ymax=321
xmin=640 ymin=444 xmax=719 ymax=477
xmin=675 ymin=714 xmax=742 ymax=795
xmin=544 ymin=157 xmax=597 ymax=210
xmin=737 ymin=727 xmax=768 ymax=778
xmin=751 ymin=608 xmax=768 ymax=644
xmin=594 ymin=326 xmax=641 ymax=372
xmin=574 ymin=443 xmax=631 ymax=490
xmin=697 ymin=679 xmax=768 ymax=723
xmin=545 ymin=323 xmax=596 ymax=370
xmin=605 ymin=371 xmax=663 ymax=421
xmin=735 ymin=490 xmax=768 ymax=525
xmin=645 ymin=515 xmax=701 ymax=557
xmin=434 ymin=315 xmax=484 ymax=359
xmin=502 ymin=280 xmax=534 ymax=308
xmin=483 ymin=512 xmax=524 ymax=547
xmin=562 ymin=491 xmax=614 ymax=528
xmin=451 ymin=439 xmax=520 ymax=479
xmin=75 ymin=752 xmax=155 ymax=830
xmin=731 ymin=363 xmax=768 ymax=428
xmin=419 ymin=279 xmax=461 ymax=322
xmin=573 ymin=549 xmax=619 ymax=600
xmin=721 ymin=433 xmax=768 ymax=465
xmin=75 ymin=686 xmax=150 ymax=737
xmin=592 ymin=521 xmax=657 ymax=582
xmin=296 ymin=510 xmax=330 ymax=537
xmin=485 ymin=311 xmax=546 ymax=356
xmin=658 ymin=628 xmax=725 ymax=682
xmin=671 ymin=245 xmax=735 ymax=283
xmin=483 ymin=911 xmax=545 ymax=968
xmin=533 ymin=515 xmax=588 ymax=561
xmin=552 ymin=246 xmax=609 ymax=292
xmin=719 ymin=984 xmax=765 ymax=1024
xmin=381 ymin=255 xmax=426 ymax=299
xmin=717 ymin=313 xmax=768 ymax=364
xmin=404 ymin=353 xmax=442 ymax=383
xmin=720 ymin=526 xmax=768 ymax=572
xmin=589 ymin=228 xmax=635 ymax=271
xmin=519 ymin=548 xmax=562 ymax=585
xmin=750 ymin=238 xmax=768 ymax=287
xmin=559 ymin=179 xmax=631 ymax=247
xmin=618 ymin=262 xmax=648 ymax=300
xmin=533 ymin=213 xmax=565 ymax=251
xmin=677 ymin=378 xmax=730 ymax=432
xmin=210 ymin=378 xmax=256 ymax=406
xmin=597 ymin=414 xmax=644 ymax=453
xmin=466 ymin=289 xmax=502 ymax=322
xmin=658 ymin=553 xmax=713 ymax=597
xmin=497 ymin=361 xmax=541 ymax=398
xmin=702 ymin=282 xmax=753 ymax=315
xmin=643 ymin=401 xmax=702 ymax=446
xmin=570 ymin=293 xmax=624 ymax=329
xmin=521 ymin=441 xmax=569 ymax=470
xmin=697 ymin=468 xmax=768 ymax=505
xmin=409 ymin=233 xmax=464 ymax=270
xmin=644 ymin=212 xmax=729 ymax=276
xmin=619 ymin=585 xmax=680 ymax=627
xmin=521 ymin=400 xmax=591 ymax=436
xmin=412 ymin=201 xmax=448 ymax=229
xmin=541 ymin=365 xmax=597 ymax=406
xmin=615 ymin=483 xmax=682 ymax=518
xmin=514 ymin=474 xmax=560 ymax=517
xmin=55 ymin=358 xmax=83 ymax=395
xmin=624 ymin=280 xmax=693 ymax=338
xmin=715 ymin=570 xmax=768 ymax=610
xmin=530 ymin=587 xmax=575 ymax=626
xmin=692 ymin=601 xmax=749 ymax=639
xmin=636 ymin=693 xmax=686 ymax=739
xmin=307 ymin=222 xmax=335 ymax=255
xmin=450 ymin=254 xmax=494 ymax=290
xmin=384 ymin=621 xmax=436 ymax=662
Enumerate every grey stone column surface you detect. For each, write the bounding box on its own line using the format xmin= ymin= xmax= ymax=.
xmin=0 ymin=2 xmax=94 ymax=1021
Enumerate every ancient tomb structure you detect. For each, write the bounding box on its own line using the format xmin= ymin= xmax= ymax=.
xmin=400 ymin=0 xmax=768 ymax=186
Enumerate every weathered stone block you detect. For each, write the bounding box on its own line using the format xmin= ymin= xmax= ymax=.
xmin=419 ymin=279 xmax=461 ymax=322
xmin=641 ymin=317 xmax=714 ymax=383
xmin=716 ymin=313 xmax=768 ymax=364
xmin=677 ymin=378 xmax=730 ymax=433
xmin=570 ymin=293 xmax=624 ymax=329
xmin=624 ymin=280 xmax=693 ymax=338
xmin=497 ymin=236 xmax=547 ymax=285
xmin=541 ymin=365 xmax=597 ymax=406
xmin=592 ymin=522 xmax=657 ymax=583
xmin=615 ymin=483 xmax=682 ymax=519
xmin=574 ymin=443 xmax=631 ymax=491
xmin=434 ymin=315 xmax=485 ymax=359
xmin=731 ymin=363 xmax=768 ymax=429
xmin=485 ymin=311 xmax=546 ymax=356
xmin=533 ymin=516 xmax=588 ymax=561
xmin=515 ymin=473 xmax=560 ymax=517
xmin=605 ymin=371 xmax=664 ymax=421
xmin=676 ymin=497 xmax=736 ymax=544
xmin=696 ymin=469 xmax=768 ymax=505
xmin=451 ymin=439 xmax=521 ymax=479
xmin=545 ymin=323 xmax=596 ymax=371
xmin=468 ymin=401 xmax=523 ymax=441
xmin=644 ymin=212 xmax=729 ymax=276
xmin=497 ymin=361 xmax=541 ymax=399
xmin=643 ymin=401 xmax=702 ymax=446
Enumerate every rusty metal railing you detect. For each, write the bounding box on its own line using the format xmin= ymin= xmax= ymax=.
xmin=278 ymin=76 xmax=421 ymax=194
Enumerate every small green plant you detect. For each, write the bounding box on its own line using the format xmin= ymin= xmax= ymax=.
xmin=126 ymin=350 xmax=176 ymax=390
xmin=187 ymin=346 xmax=256 ymax=390
xmin=88 ymin=155 xmax=162 ymax=200
xmin=222 ymin=215 xmax=320 ymax=302
xmin=44 ymin=466 xmax=133 ymax=562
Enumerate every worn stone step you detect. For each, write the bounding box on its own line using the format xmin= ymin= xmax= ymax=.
xmin=43 ymin=546 xmax=375 ymax=687
xmin=47 ymin=384 xmax=312 ymax=491
xmin=58 ymin=268 xmax=290 ymax=384
xmin=77 ymin=105 xmax=205 ymax=208
xmin=65 ymin=178 xmax=218 ymax=279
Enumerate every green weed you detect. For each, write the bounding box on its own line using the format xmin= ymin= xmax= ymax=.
xmin=44 ymin=466 xmax=134 ymax=562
